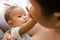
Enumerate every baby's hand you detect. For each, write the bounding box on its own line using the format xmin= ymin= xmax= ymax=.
xmin=2 ymin=33 xmax=17 ymax=40
xmin=26 ymin=6 xmax=33 ymax=18
xmin=10 ymin=38 xmax=17 ymax=40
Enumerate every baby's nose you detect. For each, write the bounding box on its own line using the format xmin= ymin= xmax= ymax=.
xmin=23 ymin=16 xmax=27 ymax=20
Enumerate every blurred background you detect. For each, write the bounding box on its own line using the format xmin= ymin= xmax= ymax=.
xmin=0 ymin=0 xmax=32 ymax=14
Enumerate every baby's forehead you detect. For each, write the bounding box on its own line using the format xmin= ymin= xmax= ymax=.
xmin=11 ymin=7 xmax=26 ymax=16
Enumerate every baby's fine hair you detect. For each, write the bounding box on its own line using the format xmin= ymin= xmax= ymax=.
xmin=4 ymin=6 xmax=25 ymax=22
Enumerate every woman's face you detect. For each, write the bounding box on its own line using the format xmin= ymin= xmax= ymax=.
xmin=30 ymin=0 xmax=42 ymax=21
xmin=30 ymin=0 xmax=60 ymax=28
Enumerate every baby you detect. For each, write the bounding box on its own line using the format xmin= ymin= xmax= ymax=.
xmin=3 ymin=6 xmax=36 ymax=40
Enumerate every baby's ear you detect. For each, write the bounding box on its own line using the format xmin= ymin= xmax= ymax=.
xmin=8 ymin=20 xmax=13 ymax=26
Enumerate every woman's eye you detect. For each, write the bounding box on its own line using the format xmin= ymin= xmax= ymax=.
xmin=18 ymin=16 xmax=22 ymax=18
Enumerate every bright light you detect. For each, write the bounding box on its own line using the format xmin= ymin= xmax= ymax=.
xmin=0 ymin=0 xmax=32 ymax=14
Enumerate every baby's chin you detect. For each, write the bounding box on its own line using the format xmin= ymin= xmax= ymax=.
xmin=24 ymin=18 xmax=30 ymax=23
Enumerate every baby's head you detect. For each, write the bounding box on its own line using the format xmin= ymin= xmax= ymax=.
xmin=5 ymin=6 xmax=29 ymax=27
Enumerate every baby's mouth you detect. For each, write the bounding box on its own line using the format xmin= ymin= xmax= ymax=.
xmin=24 ymin=21 xmax=27 ymax=23
xmin=24 ymin=19 xmax=28 ymax=23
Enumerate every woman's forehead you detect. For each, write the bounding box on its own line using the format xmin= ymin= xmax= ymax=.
xmin=29 ymin=0 xmax=38 ymax=5
xmin=30 ymin=0 xmax=36 ymax=3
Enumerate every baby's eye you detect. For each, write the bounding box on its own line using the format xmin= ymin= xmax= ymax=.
xmin=18 ymin=16 xmax=22 ymax=18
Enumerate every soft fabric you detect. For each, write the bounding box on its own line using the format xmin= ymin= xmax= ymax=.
xmin=0 ymin=7 xmax=9 ymax=39
xmin=11 ymin=27 xmax=32 ymax=40
xmin=0 ymin=29 xmax=4 ymax=39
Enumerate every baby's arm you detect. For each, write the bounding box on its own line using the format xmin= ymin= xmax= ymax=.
xmin=19 ymin=18 xmax=36 ymax=36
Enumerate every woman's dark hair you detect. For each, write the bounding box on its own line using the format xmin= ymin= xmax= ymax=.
xmin=36 ymin=0 xmax=60 ymax=17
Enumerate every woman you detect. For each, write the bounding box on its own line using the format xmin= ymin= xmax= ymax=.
xmin=29 ymin=0 xmax=60 ymax=40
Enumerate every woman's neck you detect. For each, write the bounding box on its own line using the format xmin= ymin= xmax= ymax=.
xmin=29 ymin=23 xmax=43 ymax=36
